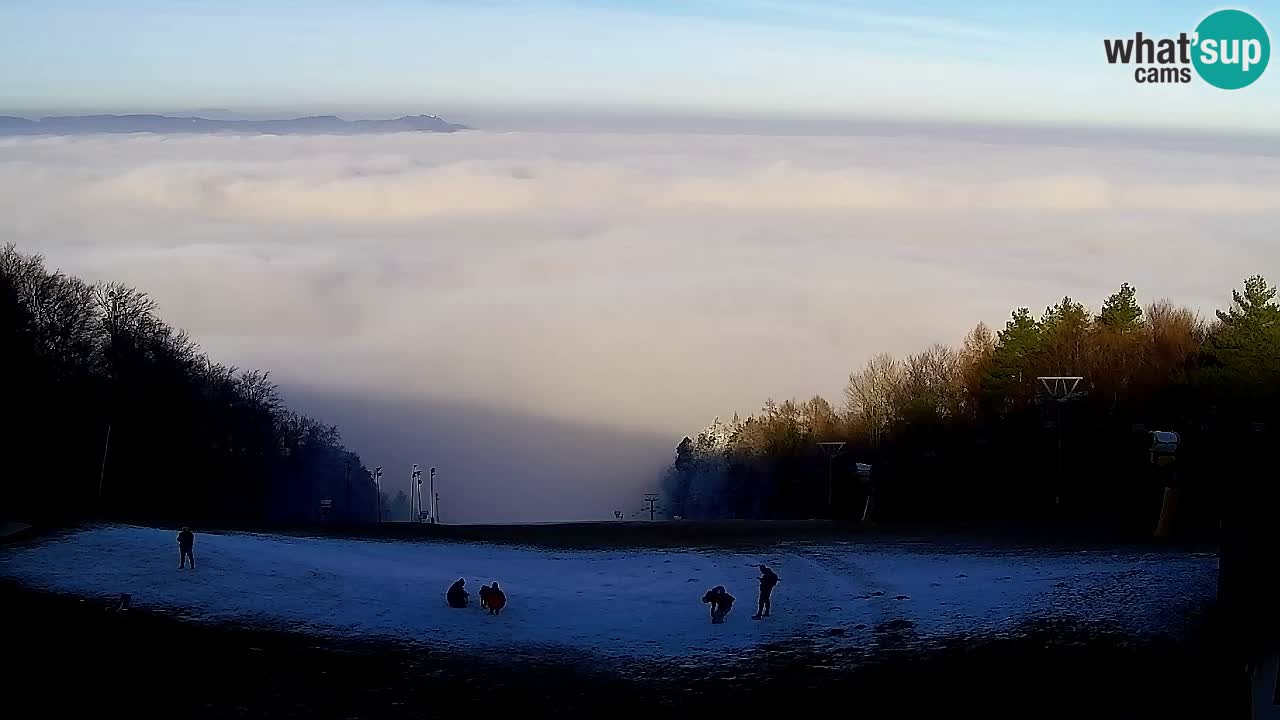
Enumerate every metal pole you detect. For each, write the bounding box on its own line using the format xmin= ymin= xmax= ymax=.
xmin=643 ymin=494 xmax=658 ymax=520
xmin=412 ymin=465 xmax=419 ymax=522
xmin=1055 ymin=401 xmax=1063 ymax=506
xmin=827 ymin=455 xmax=835 ymax=515
xmin=429 ymin=467 xmax=435 ymax=523
xmin=97 ymin=422 xmax=112 ymax=500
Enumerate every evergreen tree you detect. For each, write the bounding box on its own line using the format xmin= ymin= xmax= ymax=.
xmin=1098 ymin=283 xmax=1143 ymax=330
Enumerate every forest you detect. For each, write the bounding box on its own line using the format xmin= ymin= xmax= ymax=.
xmin=6 ymin=241 xmax=1276 ymax=533
xmin=1 ymin=244 xmax=381 ymax=525
xmin=663 ymin=278 xmax=1279 ymax=533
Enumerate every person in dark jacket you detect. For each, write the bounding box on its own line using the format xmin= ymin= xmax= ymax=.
xmin=752 ymin=564 xmax=779 ymax=619
xmin=486 ymin=582 xmax=507 ymax=615
xmin=177 ymin=527 xmax=195 ymax=569
xmin=702 ymin=585 xmax=734 ymax=624
xmin=446 ymin=578 xmax=469 ymax=608
xmin=478 ymin=583 xmax=492 ymax=610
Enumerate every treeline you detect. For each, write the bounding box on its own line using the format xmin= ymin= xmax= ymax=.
xmin=1 ymin=244 xmax=379 ymax=525
xmin=664 ymin=278 xmax=1279 ymax=532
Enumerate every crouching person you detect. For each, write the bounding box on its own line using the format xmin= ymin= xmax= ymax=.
xmin=486 ymin=582 xmax=507 ymax=616
xmin=702 ymin=585 xmax=734 ymax=624
xmin=446 ymin=578 xmax=469 ymax=608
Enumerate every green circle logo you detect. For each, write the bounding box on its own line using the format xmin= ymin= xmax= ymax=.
xmin=1192 ymin=9 xmax=1270 ymax=89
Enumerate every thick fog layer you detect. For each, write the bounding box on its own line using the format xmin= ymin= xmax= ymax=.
xmin=3 ymin=127 xmax=1277 ymax=520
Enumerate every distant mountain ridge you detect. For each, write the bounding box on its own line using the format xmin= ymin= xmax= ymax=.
xmin=0 ymin=113 xmax=467 ymax=135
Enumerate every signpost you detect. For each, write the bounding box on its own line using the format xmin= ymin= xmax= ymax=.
xmin=1150 ymin=431 xmax=1180 ymax=537
xmin=855 ymin=463 xmax=874 ymax=523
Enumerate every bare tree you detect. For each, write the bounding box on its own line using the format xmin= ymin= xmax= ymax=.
xmin=844 ymin=353 xmax=901 ymax=448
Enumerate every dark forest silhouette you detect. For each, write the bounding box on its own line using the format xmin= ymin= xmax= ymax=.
xmin=1 ymin=244 xmax=379 ymax=525
xmin=5 ymin=242 xmax=1276 ymax=532
xmin=663 ymin=279 xmax=1279 ymax=533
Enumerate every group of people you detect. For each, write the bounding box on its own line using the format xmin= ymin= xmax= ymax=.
xmin=175 ymin=527 xmax=779 ymax=626
xmin=446 ymin=564 xmax=780 ymax=626
xmin=447 ymin=578 xmax=507 ymax=615
xmin=702 ymin=564 xmax=779 ymax=624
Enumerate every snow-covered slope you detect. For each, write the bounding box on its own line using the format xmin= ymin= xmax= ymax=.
xmin=0 ymin=526 xmax=1215 ymax=660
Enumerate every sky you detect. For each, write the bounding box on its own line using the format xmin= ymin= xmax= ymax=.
xmin=1 ymin=0 xmax=1277 ymax=131
xmin=2 ymin=1 xmax=1279 ymax=521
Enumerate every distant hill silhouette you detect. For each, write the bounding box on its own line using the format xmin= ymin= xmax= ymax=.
xmin=0 ymin=113 xmax=467 ymax=135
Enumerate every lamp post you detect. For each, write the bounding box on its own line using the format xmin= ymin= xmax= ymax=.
xmin=374 ymin=466 xmax=383 ymax=522
xmin=429 ymin=467 xmax=436 ymax=523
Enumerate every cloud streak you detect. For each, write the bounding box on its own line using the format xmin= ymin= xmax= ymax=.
xmin=22 ymin=135 xmax=1276 ymax=222
xmin=2 ymin=126 xmax=1277 ymax=520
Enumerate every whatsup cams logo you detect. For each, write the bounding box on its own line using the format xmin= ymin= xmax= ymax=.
xmin=1104 ymin=8 xmax=1270 ymax=88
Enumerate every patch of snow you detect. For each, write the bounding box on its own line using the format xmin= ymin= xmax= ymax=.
xmin=0 ymin=526 xmax=1216 ymax=660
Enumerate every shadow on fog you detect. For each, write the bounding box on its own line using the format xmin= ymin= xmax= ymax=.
xmin=281 ymin=384 xmax=675 ymax=524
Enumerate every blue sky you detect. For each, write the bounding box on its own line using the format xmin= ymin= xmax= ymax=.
xmin=1 ymin=0 xmax=1276 ymax=130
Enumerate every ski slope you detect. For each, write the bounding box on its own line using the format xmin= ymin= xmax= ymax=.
xmin=0 ymin=526 xmax=1216 ymax=660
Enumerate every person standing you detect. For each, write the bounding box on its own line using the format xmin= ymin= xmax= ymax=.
xmin=752 ymin=564 xmax=779 ymax=619
xmin=177 ymin=527 xmax=195 ymax=569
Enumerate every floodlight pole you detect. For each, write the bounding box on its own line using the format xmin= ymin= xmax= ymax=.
xmin=828 ymin=456 xmax=835 ymax=509
xmin=1038 ymin=377 xmax=1082 ymax=509
xmin=1055 ymin=400 xmax=1063 ymax=506
xmin=819 ymin=442 xmax=846 ymax=517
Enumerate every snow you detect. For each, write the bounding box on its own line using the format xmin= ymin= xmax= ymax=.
xmin=0 ymin=526 xmax=1216 ymax=660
